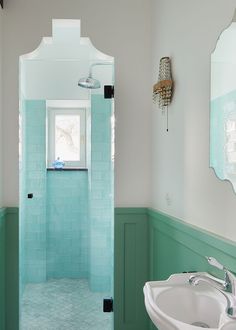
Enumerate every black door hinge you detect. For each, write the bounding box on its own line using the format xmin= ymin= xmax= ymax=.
xmin=103 ymin=298 xmax=113 ymax=312
xmin=104 ymin=85 xmax=114 ymax=99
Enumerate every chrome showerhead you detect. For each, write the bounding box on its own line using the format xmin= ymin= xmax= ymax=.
xmin=78 ymin=76 xmax=101 ymax=89
xmin=78 ymin=61 xmax=113 ymax=89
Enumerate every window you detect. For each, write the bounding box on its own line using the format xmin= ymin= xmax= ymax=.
xmin=47 ymin=107 xmax=86 ymax=168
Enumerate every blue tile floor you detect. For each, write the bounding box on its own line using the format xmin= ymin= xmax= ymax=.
xmin=20 ymin=279 xmax=113 ymax=330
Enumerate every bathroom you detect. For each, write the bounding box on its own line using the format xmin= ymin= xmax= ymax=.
xmin=1 ymin=0 xmax=236 ymax=330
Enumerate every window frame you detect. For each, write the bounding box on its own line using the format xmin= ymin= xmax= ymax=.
xmin=47 ymin=107 xmax=86 ymax=168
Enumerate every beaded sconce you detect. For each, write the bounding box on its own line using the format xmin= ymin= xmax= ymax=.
xmin=153 ymin=57 xmax=173 ymax=131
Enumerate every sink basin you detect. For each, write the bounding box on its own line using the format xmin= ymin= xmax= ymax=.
xmin=157 ymin=285 xmax=223 ymax=328
xmin=144 ymin=273 xmax=236 ymax=330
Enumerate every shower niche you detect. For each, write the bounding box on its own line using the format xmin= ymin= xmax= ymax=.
xmin=19 ymin=20 xmax=114 ymax=329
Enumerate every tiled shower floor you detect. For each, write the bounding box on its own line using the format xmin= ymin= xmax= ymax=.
xmin=20 ymin=279 xmax=113 ymax=330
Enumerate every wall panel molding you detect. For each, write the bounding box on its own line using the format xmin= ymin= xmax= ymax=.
xmin=5 ymin=207 xmax=19 ymax=330
xmin=0 ymin=208 xmax=6 ymax=330
xmin=0 ymin=207 xmax=18 ymax=330
xmin=114 ymin=208 xmax=149 ymax=330
xmin=3 ymin=206 xmax=236 ymax=330
xmin=148 ymin=208 xmax=236 ymax=280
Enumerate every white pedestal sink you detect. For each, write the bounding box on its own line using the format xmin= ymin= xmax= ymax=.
xmin=144 ymin=273 xmax=236 ymax=330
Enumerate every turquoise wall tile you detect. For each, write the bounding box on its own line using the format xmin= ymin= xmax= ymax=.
xmin=20 ymin=95 xmax=114 ymax=298
xmin=89 ymin=95 xmax=114 ymax=292
xmin=20 ymin=100 xmax=47 ymax=288
xmin=46 ymin=171 xmax=89 ymax=279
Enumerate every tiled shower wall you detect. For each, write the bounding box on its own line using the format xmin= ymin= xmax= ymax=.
xmin=21 ymin=100 xmax=89 ymax=285
xmin=47 ymin=171 xmax=88 ymax=278
xmin=20 ymin=100 xmax=47 ymax=289
xmin=20 ymin=96 xmax=114 ymax=293
xmin=89 ymin=95 xmax=113 ymax=292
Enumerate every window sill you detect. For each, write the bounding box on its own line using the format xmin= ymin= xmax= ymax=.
xmin=47 ymin=167 xmax=88 ymax=171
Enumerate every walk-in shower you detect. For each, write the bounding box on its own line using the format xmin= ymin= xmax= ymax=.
xmin=19 ymin=20 xmax=114 ymax=330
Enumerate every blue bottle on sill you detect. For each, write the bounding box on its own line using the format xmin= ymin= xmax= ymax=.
xmin=53 ymin=157 xmax=65 ymax=169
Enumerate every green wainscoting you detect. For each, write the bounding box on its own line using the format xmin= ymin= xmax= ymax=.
xmin=114 ymin=208 xmax=149 ymax=330
xmin=148 ymin=208 xmax=236 ymax=330
xmin=116 ymin=208 xmax=236 ymax=330
xmin=6 ymin=208 xmax=19 ymax=330
xmin=0 ymin=208 xmax=6 ymax=330
xmin=1 ymin=206 xmax=236 ymax=330
xmin=0 ymin=207 xmax=19 ymax=330
xmin=148 ymin=208 xmax=236 ymax=281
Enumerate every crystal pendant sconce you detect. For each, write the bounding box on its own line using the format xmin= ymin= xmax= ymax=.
xmin=153 ymin=57 xmax=173 ymax=131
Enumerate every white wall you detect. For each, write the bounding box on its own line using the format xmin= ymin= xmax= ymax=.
xmin=7 ymin=0 xmax=235 ymax=243
xmin=151 ymin=0 xmax=236 ymax=241
xmin=2 ymin=0 xmax=152 ymax=207
xmin=0 ymin=8 xmax=3 ymax=208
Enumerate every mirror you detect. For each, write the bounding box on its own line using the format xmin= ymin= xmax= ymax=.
xmin=211 ymin=10 xmax=236 ymax=193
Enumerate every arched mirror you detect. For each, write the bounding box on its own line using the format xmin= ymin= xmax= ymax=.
xmin=211 ymin=10 xmax=236 ymax=193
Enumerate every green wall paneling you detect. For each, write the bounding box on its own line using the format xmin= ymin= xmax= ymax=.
xmin=114 ymin=208 xmax=149 ymax=330
xmin=148 ymin=208 xmax=236 ymax=280
xmin=3 ymin=206 xmax=236 ymax=330
xmin=0 ymin=207 xmax=19 ymax=330
xmin=0 ymin=208 xmax=6 ymax=330
xmin=148 ymin=208 xmax=236 ymax=330
xmin=6 ymin=208 xmax=19 ymax=330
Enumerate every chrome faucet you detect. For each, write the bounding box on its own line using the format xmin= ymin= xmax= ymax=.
xmin=189 ymin=257 xmax=235 ymax=294
xmin=189 ymin=257 xmax=236 ymax=319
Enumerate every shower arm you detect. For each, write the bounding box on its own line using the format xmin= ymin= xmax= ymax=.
xmin=88 ymin=62 xmax=113 ymax=80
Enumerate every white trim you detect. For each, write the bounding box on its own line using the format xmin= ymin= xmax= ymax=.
xmin=47 ymin=107 xmax=86 ymax=168
xmin=46 ymin=100 xmax=90 ymax=109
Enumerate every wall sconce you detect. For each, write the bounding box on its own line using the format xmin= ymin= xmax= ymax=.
xmin=153 ymin=57 xmax=173 ymax=131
